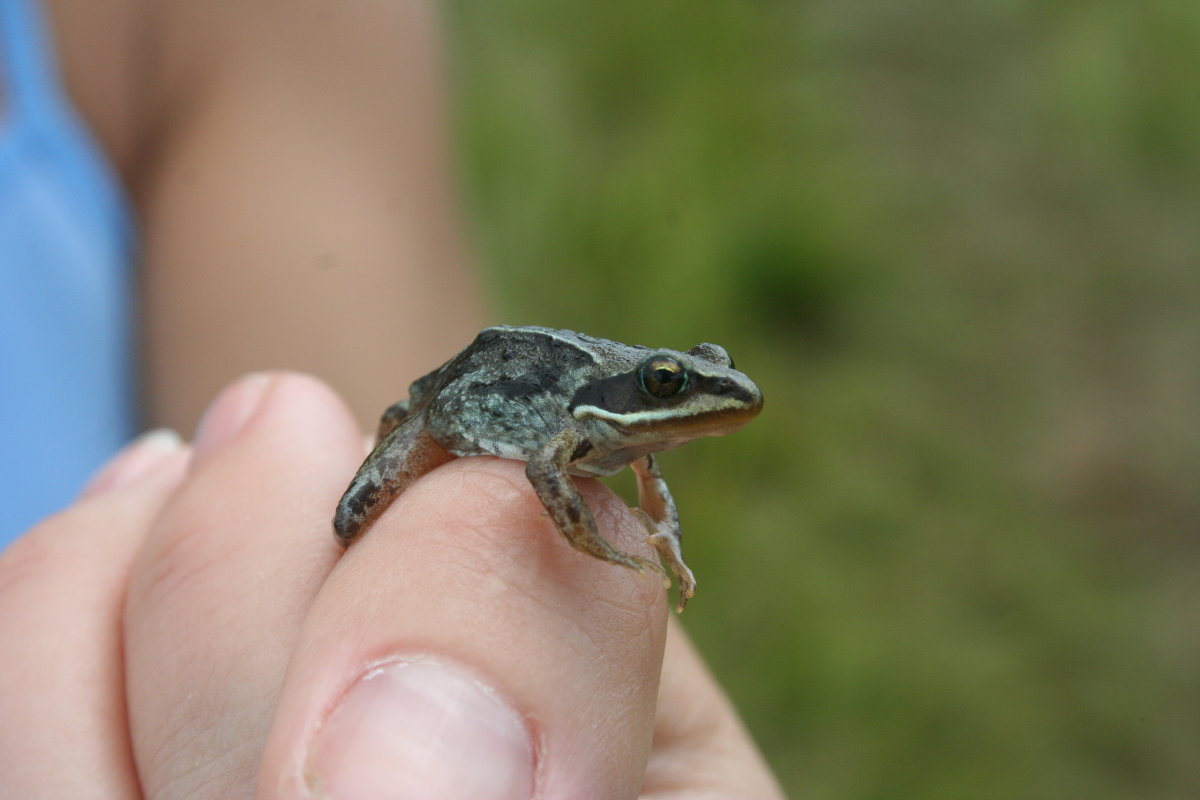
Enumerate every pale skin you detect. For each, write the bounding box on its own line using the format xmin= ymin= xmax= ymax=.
xmin=46 ymin=0 xmax=483 ymax=428
xmin=0 ymin=373 xmax=786 ymax=798
xmin=6 ymin=0 xmax=785 ymax=794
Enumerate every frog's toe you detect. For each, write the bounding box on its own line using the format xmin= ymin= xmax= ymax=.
xmin=610 ymin=550 xmax=669 ymax=586
xmin=632 ymin=554 xmax=671 ymax=585
xmin=642 ymin=524 xmax=697 ymax=612
xmin=673 ymin=571 xmax=697 ymax=613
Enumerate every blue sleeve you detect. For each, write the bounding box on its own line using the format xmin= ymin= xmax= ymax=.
xmin=0 ymin=0 xmax=139 ymax=545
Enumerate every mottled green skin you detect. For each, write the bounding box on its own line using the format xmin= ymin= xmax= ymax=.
xmin=333 ymin=325 xmax=763 ymax=611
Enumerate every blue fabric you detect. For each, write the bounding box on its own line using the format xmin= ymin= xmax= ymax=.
xmin=0 ymin=0 xmax=137 ymax=545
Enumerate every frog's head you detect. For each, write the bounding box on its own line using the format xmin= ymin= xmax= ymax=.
xmin=569 ymin=342 xmax=763 ymax=452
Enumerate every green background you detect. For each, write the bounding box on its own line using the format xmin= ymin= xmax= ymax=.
xmin=444 ymin=2 xmax=1200 ymax=797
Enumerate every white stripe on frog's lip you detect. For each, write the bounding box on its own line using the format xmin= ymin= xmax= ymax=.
xmin=572 ymin=399 xmax=761 ymax=431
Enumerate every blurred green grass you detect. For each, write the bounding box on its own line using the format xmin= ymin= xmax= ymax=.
xmin=443 ymin=2 xmax=1200 ymax=796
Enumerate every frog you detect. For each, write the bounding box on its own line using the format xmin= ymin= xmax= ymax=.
xmin=333 ymin=325 xmax=763 ymax=612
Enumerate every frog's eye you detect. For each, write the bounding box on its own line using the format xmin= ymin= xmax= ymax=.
xmin=639 ymin=356 xmax=688 ymax=398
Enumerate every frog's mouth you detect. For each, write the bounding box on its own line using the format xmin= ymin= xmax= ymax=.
xmin=612 ymin=400 xmax=763 ymax=439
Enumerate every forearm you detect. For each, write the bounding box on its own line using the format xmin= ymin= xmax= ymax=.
xmin=136 ymin=0 xmax=483 ymax=432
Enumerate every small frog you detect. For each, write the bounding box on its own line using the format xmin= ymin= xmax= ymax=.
xmin=333 ymin=325 xmax=763 ymax=612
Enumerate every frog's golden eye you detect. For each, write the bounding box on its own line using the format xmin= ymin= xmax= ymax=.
xmin=639 ymin=356 xmax=688 ymax=398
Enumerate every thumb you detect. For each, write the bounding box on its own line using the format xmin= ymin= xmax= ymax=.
xmin=257 ymin=457 xmax=671 ymax=799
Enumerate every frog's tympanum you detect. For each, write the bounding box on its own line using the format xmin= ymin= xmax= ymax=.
xmin=334 ymin=325 xmax=763 ymax=612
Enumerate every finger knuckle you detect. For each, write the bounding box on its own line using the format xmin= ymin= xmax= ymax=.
xmin=128 ymin=509 xmax=234 ymax=611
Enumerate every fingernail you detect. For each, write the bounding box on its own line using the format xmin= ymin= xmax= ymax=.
xmin=192 ymin=373 xmax=272 ymax=460
xmin=306 ymin=658 xmax=535 ymax=800
xmin=81 ymin=429 xmax=184 ymax=498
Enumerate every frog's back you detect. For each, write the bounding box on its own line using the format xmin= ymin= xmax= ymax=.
xmin=423 ymin=326 xmax=628 ymax=459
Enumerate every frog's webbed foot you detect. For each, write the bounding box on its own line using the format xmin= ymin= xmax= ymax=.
xmin=333 ymin=416 xmax=453 ymax=546
xmin=526 ymin=430 xmax=669 ymax=584
xmin=631 ymin=455 xmax=696 ymax=613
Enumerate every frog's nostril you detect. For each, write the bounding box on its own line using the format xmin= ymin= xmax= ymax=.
xmin=714 ymin=378 xmax=759 ymax=405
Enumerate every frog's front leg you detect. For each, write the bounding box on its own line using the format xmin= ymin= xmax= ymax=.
xmin=631 ymin=454 xmax=697 ymax=613
xmin=526 ymin=429 xmax=669 ymax=584
xmin=333 ymin=415 xmax=454 ymax=546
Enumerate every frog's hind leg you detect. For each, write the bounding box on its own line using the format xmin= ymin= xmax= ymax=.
xmin=631 ymin=454 xmax=697 ymax=613
xmin=526 ymin=430 xmax=669 ymax=584
xmin=333 ymin=416 xmax=454 ymax=546
xmin=375 ymin=399 xmax=413 ymax=442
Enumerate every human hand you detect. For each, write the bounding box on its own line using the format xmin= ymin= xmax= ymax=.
xmin=0 ymin=373 xmax=785 ymax=799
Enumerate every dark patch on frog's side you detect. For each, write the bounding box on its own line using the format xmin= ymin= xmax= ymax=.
xmin=429 ymin=329 xmax=600 ymax=401
xmin=468 ymin=372 xmax=559 ymax=402
xmin=478 ymin=328 xmax=600 ymax=372
xmin=571 ymin=439 xmax=594 ymax=461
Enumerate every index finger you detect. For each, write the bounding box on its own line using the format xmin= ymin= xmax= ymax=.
xmin=257 ymin=457 xmax=670 ymax=800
